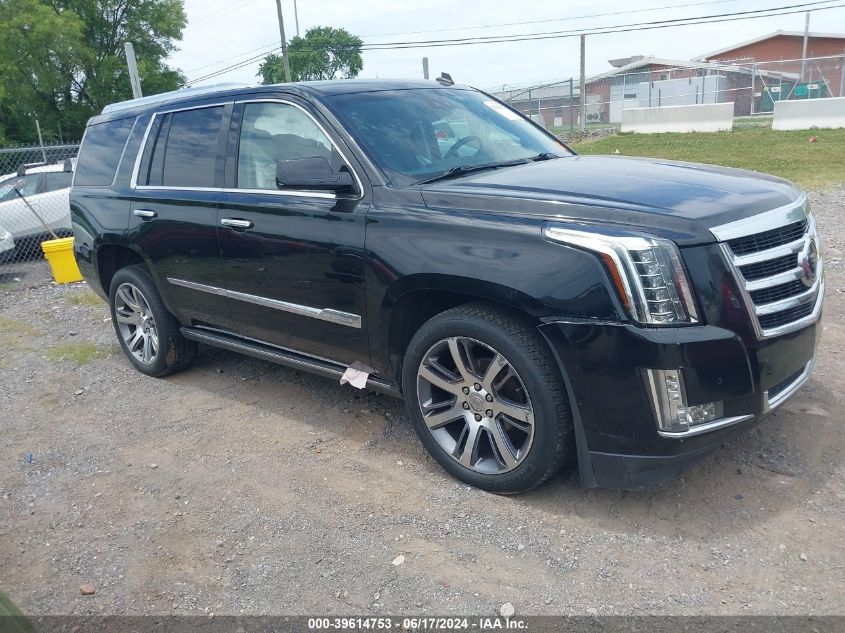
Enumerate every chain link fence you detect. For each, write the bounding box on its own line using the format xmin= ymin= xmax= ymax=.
xmin=490 ymin=54 xmax=845 ymax=137
xmin=0 ymin=142 xmax=80 ymax=282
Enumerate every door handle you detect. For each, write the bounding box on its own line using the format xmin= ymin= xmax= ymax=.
xmin=220 ymin=218 xmax=254 ymax=230
xmin=134 ymin=209 xmax=157 ymax=219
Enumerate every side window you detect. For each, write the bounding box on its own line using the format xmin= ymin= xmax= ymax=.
xmin=41 ymin=172 xmax=73 ymax=193
xmin=0 ymin=174 xmax=40 ymax=200
xmin=75 ymin=117 xmax=135 ymax=186
xmin=145 ymin=106 xmax=223 ymax=188
xmin=237 ymin=102 xmax=333 ymax=190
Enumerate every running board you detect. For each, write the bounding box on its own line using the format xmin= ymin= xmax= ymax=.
xmin=180 ymin=327 xmax=402 ymax=398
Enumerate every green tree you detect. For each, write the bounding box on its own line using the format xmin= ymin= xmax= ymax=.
xmin=259 ymin=26 xmax=363 ymax=84
xmin=0 ymin=0 xmax=186 ymax=143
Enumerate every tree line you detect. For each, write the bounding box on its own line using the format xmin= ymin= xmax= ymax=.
xmin=0 ymin=0 xmax=363 ymax=146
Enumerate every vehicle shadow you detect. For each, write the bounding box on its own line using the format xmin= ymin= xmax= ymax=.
xmin=164 ymin=343 xmax=839 ymax=540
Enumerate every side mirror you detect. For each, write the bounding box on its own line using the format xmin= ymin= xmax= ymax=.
xmin=275 ymin=156 xmax=355 ymax=192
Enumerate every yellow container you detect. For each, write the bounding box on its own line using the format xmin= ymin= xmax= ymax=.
xmin=41 ymin=237 xmax=83 ymax=284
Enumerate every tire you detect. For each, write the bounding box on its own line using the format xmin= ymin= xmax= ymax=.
xmin=401 ymin=303 xmax=572 ymax=494
xmin=108 ymin=264 xmax=196 ymax=377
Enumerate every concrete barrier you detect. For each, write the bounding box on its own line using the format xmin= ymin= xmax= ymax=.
xmin=772 ymin=97 xmax=845 ymax=131
xmin=621 ymin=102 xmax=734 ymax=133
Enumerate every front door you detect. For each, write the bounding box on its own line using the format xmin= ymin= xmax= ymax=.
xmin=217 ymin=98 xmax=370 ymax=367
xmin=129 ymin=103 xmax=235 ymax=332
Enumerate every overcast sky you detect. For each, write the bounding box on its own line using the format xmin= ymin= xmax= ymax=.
xmin=168 ymin=0 xmax=845 ymax=90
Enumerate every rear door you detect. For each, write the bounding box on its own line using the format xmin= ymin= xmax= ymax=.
xmin=216 ymin=97 xmax=371 ymax=366
xmin=129 ymin=101 xmax=235 ymax=332
xmin=35 ymin=170 xmax=74 ymax=233
xmin=0 ymin=173 xmax=40 ymax=240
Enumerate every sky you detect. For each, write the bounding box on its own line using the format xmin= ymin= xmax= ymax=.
xmin=168 ymin=0 xmax=845 ymax=90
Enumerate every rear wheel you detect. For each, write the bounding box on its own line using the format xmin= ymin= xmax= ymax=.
xmin=402 ymin=303 xmax=572 ymax=494
xmin=109 ymin=265 xmax=196 ymax=377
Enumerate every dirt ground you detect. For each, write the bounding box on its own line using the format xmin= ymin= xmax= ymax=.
xmin=0 ymin=189 xmax=843 ymax=617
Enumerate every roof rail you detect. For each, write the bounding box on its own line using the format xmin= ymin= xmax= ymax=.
xmin=101 ymin=82 xmax=251 ymax=115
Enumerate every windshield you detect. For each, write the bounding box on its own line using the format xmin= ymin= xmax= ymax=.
xmin=323 ymin=88 xmax=571 ymax=186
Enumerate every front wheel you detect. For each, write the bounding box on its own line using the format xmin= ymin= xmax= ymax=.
xmin=402 ymin=304 xmax=573 ymax=494
xmin=109 ymin=264 xmax=196 ymax=377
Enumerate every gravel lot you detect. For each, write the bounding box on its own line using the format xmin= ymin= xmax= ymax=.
xmin=0 ymin=189 xmax=843 ymax=617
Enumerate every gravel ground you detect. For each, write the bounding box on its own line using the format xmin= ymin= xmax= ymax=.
xmin=0 ymin=189 xmax=843 ymax=617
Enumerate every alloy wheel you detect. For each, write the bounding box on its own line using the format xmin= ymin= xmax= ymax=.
xmin=114 ymin=282 xmax=159 ymax=365
xmin=416 ymin=336 xmax=535 ymax=475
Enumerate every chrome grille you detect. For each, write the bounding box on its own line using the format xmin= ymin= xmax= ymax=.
xmin=727 ymin=219 xmax=807 ymax=255
xmin=711 ymin=195 xmax=823 ymax=339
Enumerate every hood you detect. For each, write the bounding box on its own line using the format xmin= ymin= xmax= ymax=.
xmin=419 ymin=155 xmax=801 ymax=246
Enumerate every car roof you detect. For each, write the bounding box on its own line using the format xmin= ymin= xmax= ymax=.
xmin=90 ymin=79 xmax=467 ymax=125
xmin=0 ymin=159 xmax=76 ymax=181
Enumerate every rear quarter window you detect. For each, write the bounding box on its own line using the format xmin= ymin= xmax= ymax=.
xmin=75 ymin=117 xmax=136 ymax=186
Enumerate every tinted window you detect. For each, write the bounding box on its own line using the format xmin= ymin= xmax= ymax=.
xmin=75 ymin=117 xmax=135 ymax=186
xmin=0 ymin=174 xmax=39 ymax=202
xmin=237 ymin=102 xmax=333 ymax=190
xmin=325 ymin=88 xmax=569 ymax=186
xmin=42 ymin=172 xmax=73 ymax=193
xmin=146 ymin=106 xmax=223 ymax=188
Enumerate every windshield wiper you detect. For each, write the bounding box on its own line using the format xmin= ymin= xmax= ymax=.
xmin=530 ymin=152 xmax=559 ymax=162
xmin=416 ymin=158 xmax=531 ymax=185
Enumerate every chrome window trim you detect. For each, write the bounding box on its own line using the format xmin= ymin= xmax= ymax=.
xmin=110 ymin=116 xmax=141 ymax=188
xmin=129 ymin=98 xmax=365 ymax=201
xmin=764 ymin=359 xmax=815 ymax=413
xmin=229 ymin=97 xmax=365 ymax=201
xmin=166 ymin=277 xmax=362 ymax=329
xmin=130 ymin=102 xmax=233 ymax=190
xmin=709 ymin=193 xmax=807 ymax=242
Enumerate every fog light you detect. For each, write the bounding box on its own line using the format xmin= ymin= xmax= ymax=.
xmin=644 ymin=369 xmax=723 ymax=434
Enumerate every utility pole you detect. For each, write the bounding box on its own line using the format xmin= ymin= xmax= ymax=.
xmin=840 ymin=50 xmax=845 ymax=97
xmin=124 ymin=42 xmax=143 ymax=99
xmin=800 ymin=11 xmax=810 ymax=81
xmin=579 ymin=35 xmax=587 ymax=132
xmin=35 ymin=119 xmax=47 ymax=162
xmin=422 ymin=57 xmax=429 ymax=80
xmin=275 ymin=0 xmax=292 ymax=83
xmin=293 ymin=0 xmax=300 ymax=37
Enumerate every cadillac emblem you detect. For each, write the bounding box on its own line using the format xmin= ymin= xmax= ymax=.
xmin=798 ymin=238 xmax=819 ymax=288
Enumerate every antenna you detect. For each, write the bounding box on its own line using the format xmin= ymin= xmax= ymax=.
xmin=436 ymin=72 xmax=454 ymax=86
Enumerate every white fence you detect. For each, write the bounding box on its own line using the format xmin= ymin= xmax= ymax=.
xmin=772 ymin=96 xmax=845 ymax=131
xmin=621 ymin=103 xmax=734 ymax=133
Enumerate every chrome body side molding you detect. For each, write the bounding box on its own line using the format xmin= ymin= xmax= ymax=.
xmin=167 ymin=278 xmax=362 ymax=329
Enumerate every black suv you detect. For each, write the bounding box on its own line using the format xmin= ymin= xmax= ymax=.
xmin=71 ymin=80 xmax=823 ymax=493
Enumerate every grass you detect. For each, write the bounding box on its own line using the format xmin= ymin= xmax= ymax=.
xmin=571 ymin=127 xmax=845 ymax=189
xmin=67 ymin=291 xmax=103 ymax=306
xmin=46 ymin=342 xmax=102 ymax=365
xmin=0 ymin=316 xmax=43 ymax=337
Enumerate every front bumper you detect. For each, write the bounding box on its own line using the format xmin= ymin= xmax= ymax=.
xmin=539 ymin=318 xmax=820 ymax=489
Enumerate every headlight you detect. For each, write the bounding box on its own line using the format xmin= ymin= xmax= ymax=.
xmin=543 ymin=223 xmax=699 ymax=324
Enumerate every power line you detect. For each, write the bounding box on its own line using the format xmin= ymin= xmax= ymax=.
xmin=359 ymin=0 xmax=841 ymax=49
xmin=179 ymin=0 xmax=739 ymax=82
xmin=184 ymin=0 xmax=255 ymax=33
xmin=183 ymin=1 xmax=844 ymax=85
xmin=358 ymin=0 xmax=741 ymax=38
xmin=183 ymin=41 xmax=279 ymax=75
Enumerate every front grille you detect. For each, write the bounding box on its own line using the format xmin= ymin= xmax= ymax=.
xmin=740 ymin=253 xmax=797 ymax=281
xmin=749 ymin=279 xmax=806 ymax=305
xmin=758 ymin=301 xmax=815 ymax=329
xmin=715 ymin=198 xmax=822 ymax=338
xmin=727 ymin=219 xmax=807 ymax=255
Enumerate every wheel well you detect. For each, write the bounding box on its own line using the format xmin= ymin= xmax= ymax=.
xmin=388 ymin=290 xmax=534 ymax=382
xmin=97 ymin=245 xmax=145 ymax=295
